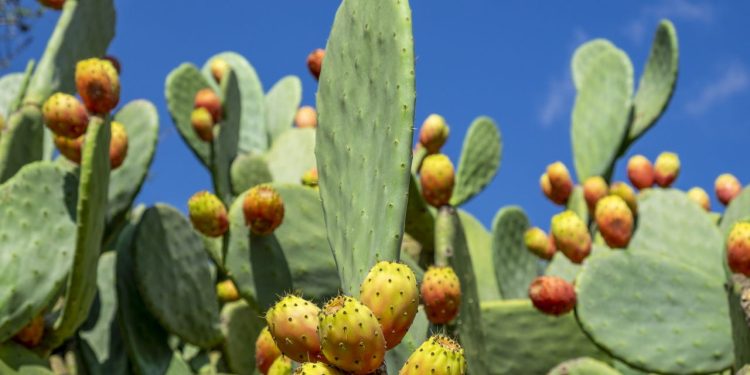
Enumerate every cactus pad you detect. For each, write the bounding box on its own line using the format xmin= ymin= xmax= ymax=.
xmin=0 ymin=73 xmax=23 ymax=116
xmin=265 ymin=128 xmax=316 ymax=184
xmin=165 ymin=63 xmax=213 ymax=166
xmin=212 ymin=71 xmax=241 ymax=204
xmin=491 ymin=206 xmax=536 ymax=299
xmin=459 ymin=209 xmax=502 ymax=301
xmin=450 ymin=116 xmax=502 ymax=206
xmin=0 ymin=106 xmax=45 ymax=183
xmin=0 ymin=342 xmax=53 ymax=374
xmin=572 ymin=39 xmax=616 ymax=90
xmin=265 ymin=76 xmax=302 ymax=143
xmin=230 ymin=153 xmax=273 ymax=195
xmin=548 ymin=358 xmax=622 ymax=375
xmin=221 ymin=300 xmax=265 ymax=375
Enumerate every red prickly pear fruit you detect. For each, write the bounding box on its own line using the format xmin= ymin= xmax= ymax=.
xmin=109 ymin=121 xmax=128 ymax=169
xmin=42 ymin=92 xmax=89 ymax=138
xmin=550 ymin=210 xmax=591 ymax=264
xmin=318 ymin=296 xmax=386 ymax=374
xmin=75 ymin=58 xmax=120 ymax=114
xmin=582 ymin=176 xmax=608 ymax=213
xmin=256 ymin=327 xmax=283 ymax=374
xmin=295 ymin=106 xmax=318 ymax=128
xmin=191 ymin=107 xmax=215 ymax=142
xmin=54 ymin=133 xmax=84 ymax=164
xmin=727 ymin=222 xmax=750 ymax=276
xmin=307 ymin=49 xmax=325 ymax=80
xmin=194 ymin=88 xmax=222 ymax=123
xmin=37 ymin=0 xmax=65 ymax=10
xmin=243 ymin=184 xmax=285 ymax=235
xmin=102 ymin=55 xmax=121 ymax=74
xmin=610 ymin=181 xmax=638 ymax=215
xmin=420 ymin=154 xmax=455 ymax=208
xmin=400 ymin=335 xmax=466 ymax=375
xmin=715 ymin=173 xmax=742 ymax=206
xmin=293 ymin=362 xmax=342 ymax=375
xmin=188 ymin=191 xmax=228 ymax=237
xmin=359 ymin=261 xmax=419 ymax=350
xmin=210 ymin=58 xmax=230 ymax=83
xmin=420 ymin=266 xmax=461 ymax=325
xmin=653 ymin=152 xmax=680 ymax=187
xmin=13 ymin=314 xmax=45 ymax=348
xmin=267 ymin=356 xmax=292 ymax=375
xmin=524 ymin=227 xmax=556 ymax=260
xmin=528 ymin=276 xmax=576 ymax=316
xmin=301 ymin=168 xmax=319 ymax=188
xmin=265 ymin=295 xmax=322 ymax=363
xmin=627 ymin=154 xmax=655 ymax=190
xmin=216 ymin=279 xmax=239 ymax=303
xmin=595 ymin=195 xmax=633 ymax=248
xmin=418 ymin=114 xmax=449 ymax=154
xmin=687 ymin=187 xmax=711 ymax=211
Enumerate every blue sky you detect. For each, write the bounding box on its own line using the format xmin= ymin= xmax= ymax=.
xmin=5 ymin=0 xmax=750 ymax=231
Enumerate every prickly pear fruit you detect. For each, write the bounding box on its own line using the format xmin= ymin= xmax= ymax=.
xmin=267 ymin=356 xmax=292 ymax=375
xmin=295 ymin=106 xmax=318 ymax=128
xmin=243 ymin=184 xmax=285 ymax=235
xmin=524 ymin=227 xmax=556 ymax=260
xmin=210 ymin=58 xmax=230 ymax=83
xmin=318 ymin=296 xmax=386 ymax=374
xmin=595 ymin=195 xmax=633 ymax=248
xmin=191 ymin=107 xmax=214 ymax=142
xmin=307 ymin=49 xmax=325 ymax=80
xmin=256 ymin=327 xmax=283 ymax=374
xmin=420 ymin=154 xmax=455 ymax=208
xmin=420 ymin=266 xmax=461 ymax=324
xmin=42 ymin=93 xmax=89 ymax=138
xmin=359 ymin=261 xmax=419 ymax=349
xmin=627 ymin=154 xmax=654 ymax=190
xmin=266 ymin=295 xmax=322 ymax=363
xmin=715 ymin=173 xmax=742 ymax=206
xmin=541 ymin=162 xmax=573 ymax=205
xmin=301 ymin=168 xmax=319 ymax=188
xmin=654 ymin=151 xmax=680 ymax=187
xmin=13 ymin=314 xmax=45 ymax=348
xmin=727 ymin=222 xmax=750 ymax=276
xmin=610 ymin=181 xmax=638 ymax=215
xmin=54 ymin=133 xmax=84 ymax=164
xmin=188 ymin=191 xmax=228 ymax=237
xmin=400 ymin=335 xmax=466 ymax=375
xmin=103 ymin=55 xmax=121 ymax=74
xmin=38 ymin=0 xmax=65 ymax=10
xmin=194 ymin=88 xmax=222 ymax=123
xmin=294 ymin=362 xmax=342 ymax=375
xmin=583 ymin=176 xmax=608 ymax=213
xmin=550 ymin=210 xmax=591 ymax=264
xmin=687 ymin=187 xmax=711 ymax=211
xmin=75 ymin=58 xmax=120 ymax=114
xmin=216 ymin=279 xmax=239 ymax=303
xmin=109 ymin=121 xmax=128 ymax=169
xmin=528 ymin=276 xmax=576 ymax=316
xmin=419 ymin=114 xmax=449 ymax=154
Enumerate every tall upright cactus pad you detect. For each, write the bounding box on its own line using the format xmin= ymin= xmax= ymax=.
xmin=720 ymin=187 xmax=750 ymax=235
xmin=567 ymin=186 xmax=589 ymax=224
xmin=404 ymin=174 xmax=436 ymax=262
xmin=571 ymin=43 xmax=633 ymax=181
xmin=0 ymin=163 xmax=77 ymax=342
xmin=212 ymin=71 xmax=241 ymax=204
xmin=629 ymin=20 xmax=679 ymax=142
xmin=491 ymin=206 xmax=536 ymax=299
xmin=49 ymin=118 xmax=111 ymax=347
xmin=316 ymin=0 xmax=416 ymax=294
xmin=450 ymin=116 xmax=502 ymax=206
xmin=24 ymin=0 xmax=115 ymax=103
xmin=265 ymin=128 xmax=316 ymax=183
xmin=265 ymin=76 xmax=302 ymax=143
xmin=220 ymin=300 xmax=265 ymax=375
xmin=0 ymin=73 xmax=24 ymax=116
xmin=225 ymin=184 xmax=339 ymax=305
xmin=202 ymin=52 xmax=267 ymax=154
xmin=107 ymin=100 xmax=159 ymax=227
xmin=165 ymin=64 xmax=213 ymax=166
xmin=0 ymin=342 xmax=53 ymax=374
xmin=572 ymin=39 xmax=616 ymax=90
xmin=133 ymin=204 xmax=223 ymax=348
xmin=459 ymin=210 xmax=502 ymax=301
xmin=481 ymin=300 xmax=609 ymax=375
xmin=575 ymin=251 xmax=732 ymax=374
xmin=0 ymin=106 xmax=44 ymax=183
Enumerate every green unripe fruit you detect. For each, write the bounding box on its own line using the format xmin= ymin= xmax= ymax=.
xmin=399 ymin=335 xmax=466 ymax=375
xmin=188 ymin=191 xmax=228 ymax=237
xmin=551 ymin=210 xmax=591 ymax=264
xmin=420 ymin=154 xmax=455 ymax=208
xmin=216 ymin=279 xmax=239 ymax=303
xmin=301 ymin=168 xmax=319 ymax=188
xmin=267 ymin=356 xmax=292 ymax=375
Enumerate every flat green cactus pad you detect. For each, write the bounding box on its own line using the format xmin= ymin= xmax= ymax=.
xmin=133 ymin=204 xmax=223 ymax=348
xmin=491 ymin=206 xmax=536 ymax=299
xmin=572 ymin=39 xmax=616 ymax=90
xmin=220 ymin=300 xmax=265 ymax=375
xmin=545 ymin=245 xmax=609 ymax=282
xmin=165 ymin=63 xmax=213 ymax=167
xmin=0 ymin=162 xmax=76 ymax=342
xmin=571 ymin=43 xmax=633 ymax=182
xmin=451 ymin=116 xmax=502 ymax=206
xmin=265 ymin=128 xmax=316 ymax=184
xmin=0 ymin=73 xmax=24 ymax=116
xmin=629 ymin=189 xmax=724 ymax=280
xmin=404 ymin=174 xmax=436 ymax=261
xmin=265 ymin=76 xmax=302 ymax=143
xmin=225 ymin=184 xmax=339 ymax=305
xmin=481 ymin=299 xmax=609 ymax=375
xmin=316 ymin=0 xmax=415 ymax=295
xmin=630 ymin=20 xmax=679 ymax=141
xmin=0 ymin=106 xmax=45 ymax=183
xmin=549 ymin=358 xmax=622 ymax=375
xmin=0 ymin=342 xmax=53 ymax=374
xmin=720 ymin=187 xmax=750 ymax=235
xmin=212 ymin=71 xmax=242 ymax=204
xmin=459 ymin=209 xmax=502 ymax=301
xmin=230 ymin=153 xmax=273 ymax=195
xmin=567 ymin=185 xmax=589 ymax=224
xmin=576 ymin=251 xmax=733 ymax=374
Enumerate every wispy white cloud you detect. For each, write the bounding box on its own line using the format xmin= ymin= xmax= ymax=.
xmin=685 ymin=62 xmax=749 ymax=115
xmin=623 ymin=0 xmax=714 ymax=44
xmin=537 ymin=29 xmax=586 ymax=128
